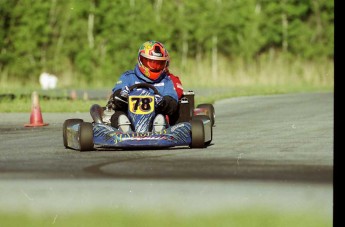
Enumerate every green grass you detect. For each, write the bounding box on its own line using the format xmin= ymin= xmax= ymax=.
xmin=0 ymin=96 xmax=100 ymax=113
xmin=0 ymin=208 xmax=331 ymax=227
xmin=0 ymin=55 xmax=333 ymax=112
xmin=171 ymin=55 xmax=333 ymax=88
xmin=0 ymin=84 xmax=332 ymax=113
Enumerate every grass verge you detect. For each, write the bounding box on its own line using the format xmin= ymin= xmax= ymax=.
xmin=0 ymin=84 xmax=333 ymax=113
xmin=0 ymin=55 xmax=334 ymax=113
xmin=0 ymin=208 xmax=331 ymax=227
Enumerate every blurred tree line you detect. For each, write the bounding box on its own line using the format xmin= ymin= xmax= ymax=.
xmin=0 ymin=0 xmax=334 ymax=86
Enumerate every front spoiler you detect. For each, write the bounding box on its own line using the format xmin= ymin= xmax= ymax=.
xmin=93 ymin=123 xmax=192 ymax=148
xmin=65 ymin=122 xmax=193 ymax=150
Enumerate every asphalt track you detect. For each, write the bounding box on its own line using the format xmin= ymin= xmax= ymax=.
xmin=0 ymin=92 xmax=333 ymax=217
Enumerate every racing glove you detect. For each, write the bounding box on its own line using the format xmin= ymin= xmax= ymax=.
xmin=111 ymin=88 xmax=129 ymax=111
xmin=119 ymin=86 xmax=130 ymax=99
xmin=154 ymin=94 xmax=164 ymax=107
xmin=106 ymin=96 xmax=116 ymax=110
xmin=155 ymin=95 xmax=178 ymax=116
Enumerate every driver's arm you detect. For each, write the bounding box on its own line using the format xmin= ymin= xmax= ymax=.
xmin=109 ymin=89 xmax=128 ymax=111
xmin=109 ymin=73 xmax=132 ymax=111
xmin=156 ymin=95 xmax=178 ymax=116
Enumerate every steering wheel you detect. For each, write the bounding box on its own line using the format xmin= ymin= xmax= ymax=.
xmin=128 ymin=83 xmax=161 ymax=96
xmin=108 ymin=83 xmax=161 ymax=110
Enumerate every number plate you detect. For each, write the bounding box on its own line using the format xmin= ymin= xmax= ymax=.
xmin=129 ymin=96 xmax=154 ymax=114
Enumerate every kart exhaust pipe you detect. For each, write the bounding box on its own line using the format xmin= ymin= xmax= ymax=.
xmin=90 ymin=104 xmax=104 ymax=124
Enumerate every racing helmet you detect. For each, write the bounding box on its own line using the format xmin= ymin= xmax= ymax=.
xmin=137 ymin=41 xmax=169 ymax=81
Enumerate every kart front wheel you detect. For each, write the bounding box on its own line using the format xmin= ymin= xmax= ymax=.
xmin=79 ymin=122 xmax=94 ymax=151
xmin=63 ymin=119 xmax=84 ymax=148
xmin=192 ymin=115 xmax=212 ymax=146
xmin=190 ymin=119 xmax=205 ymax=148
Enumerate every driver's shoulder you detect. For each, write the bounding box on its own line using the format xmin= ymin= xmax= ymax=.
xmin=121 ymin=70 xmax=136 ymax=77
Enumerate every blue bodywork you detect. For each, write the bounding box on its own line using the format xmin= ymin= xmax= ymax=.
xmin=93 ymin=122 xmax=192 ymax=148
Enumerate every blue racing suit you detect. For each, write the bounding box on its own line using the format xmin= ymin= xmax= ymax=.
xmin=110 ymin=65 xmax=179 ymax=117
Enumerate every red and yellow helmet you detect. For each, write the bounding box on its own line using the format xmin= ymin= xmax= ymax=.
xmin=137 ymin=41 xmax=169 ymax=81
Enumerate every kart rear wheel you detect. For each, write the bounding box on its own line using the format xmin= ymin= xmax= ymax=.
xmin=79 ymin=122 xmax=94 ymax=151
xmin=196 ymin=104 xmax=215 ymax=126
xmin=190 ymin=119 xmax=205 ymax=148
xmin=63 ymin=119 xmax=84 ymax=148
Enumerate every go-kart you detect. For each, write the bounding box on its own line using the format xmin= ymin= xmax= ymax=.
xmin=63 ymin=83 xmax=215 ymax=151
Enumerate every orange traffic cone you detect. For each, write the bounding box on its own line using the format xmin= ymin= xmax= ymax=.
xmin=24 ymin=91 xmax=49 ymax=127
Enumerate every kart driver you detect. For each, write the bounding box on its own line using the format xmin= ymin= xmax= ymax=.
xmin=107 ymin=41 xmax=179 ymax=133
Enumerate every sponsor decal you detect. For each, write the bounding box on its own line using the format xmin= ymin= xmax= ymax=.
xmin=170 ymin=123 xmax=185 ymax=132
xmin=154 ymin=82 xmax=164 ymax=87
xmin=108 ymin=130 xmax=169 ymax=144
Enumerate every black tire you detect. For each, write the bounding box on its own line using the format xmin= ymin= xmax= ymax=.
xmin=196 ymin=104 xmax=215 ymax=126
xmin=63 ymin=119 xmax=84 ymax=148
xmin=190 ymin=119 xmax=205 ymax=148
xmin=79 ymin=122 xmax=94 ymax=151
xmin=192 ymin=115 xmax=213 ymax=146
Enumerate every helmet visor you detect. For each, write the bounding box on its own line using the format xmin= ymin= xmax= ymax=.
xmin=141 ymin=56 xmax=167 ymax=72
